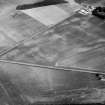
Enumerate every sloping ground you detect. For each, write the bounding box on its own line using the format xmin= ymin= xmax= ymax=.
xmin=0 ymin=63 xmax=105 ymax=104
xmin=1 ymin=9 xmax=105 ymax=70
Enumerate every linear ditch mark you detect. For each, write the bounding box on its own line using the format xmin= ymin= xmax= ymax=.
xmin=0 ymin=59 xmax=105 ymax=75
xmin=0 ymin=14 xmax=73 ymax=58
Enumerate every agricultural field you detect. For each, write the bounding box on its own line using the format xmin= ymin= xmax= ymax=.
xmin=0 ymin=0 xmax=105 ymax=105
